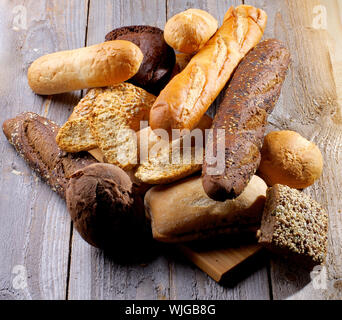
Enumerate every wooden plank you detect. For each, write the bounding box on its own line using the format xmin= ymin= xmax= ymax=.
xmin=248 ymin=0 xmax=342 ymax=300
xmin=166 ymin=0 xmax=271 ymax=300
xmin=0 ymin=0 xmax=88 ymax=299
xmin=67 ymin=0 xmax=171 ymax=300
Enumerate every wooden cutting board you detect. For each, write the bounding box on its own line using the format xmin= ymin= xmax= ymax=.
xmin=89 ymin=149 xmax=265 ymax=283
xmin=179 ymin=242 xmax=264 ymax=284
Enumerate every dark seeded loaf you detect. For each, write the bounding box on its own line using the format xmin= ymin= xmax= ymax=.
xmin=258 ymin=184 xmax=328 ymax=268
xmin=202 ymin=39 xmax=291 ymax=201
xmin=2 ymin=112 xmax=96 ymax=199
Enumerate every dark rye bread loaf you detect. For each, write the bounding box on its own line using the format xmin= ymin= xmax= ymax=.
xmin=105 ymin=25 xmax=176 ymax=95
xmin=202 ymin=39 xmax=291 ymax=201
xmin=258 ymin=184 xmax=328 ymax=268
xmin=2 ymin=112 xmax=96 ymax=199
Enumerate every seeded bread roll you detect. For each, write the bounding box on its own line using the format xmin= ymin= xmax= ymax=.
xmin=105 ymin=26 xmax=176 ymax=95
xmin=258 ymin=184 xmax=328 ymax=268
xmin=164 ymin=9 xmax=218 ymax=54
xmin=258 ymin=131 xmax=323 ymax=189
xmin=150 ymin=5 xmax=267 ymax=132
xmin=28 ymin=41 xmax=143 ymax=95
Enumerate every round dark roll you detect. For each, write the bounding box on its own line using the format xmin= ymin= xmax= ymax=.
xmin=66 ymin=163 xmax=151 ymax=253
xmin=105 ymin=26 xmax=176 ymax=95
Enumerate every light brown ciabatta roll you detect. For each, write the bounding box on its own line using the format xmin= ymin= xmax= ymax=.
xmin=145 ymin=175 xmax=267 ymax=243
xmin=28 ymin=40 xmax=143 ymax=95
xmin=164 ymin=9 xmax=218 ymax=54
xmin=150 ymin=5 xmax=267 ymax=132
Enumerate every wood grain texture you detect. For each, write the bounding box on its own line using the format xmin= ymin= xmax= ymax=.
xmin=67 ymin=0 xmax=172 ymax=301
xmin=248 ymin=0 xmax=342 ymax=300
xmin=1 ymin=0 xmax=341 ymax=300
xmin=0 ymin=0 xmax=88 ymax=299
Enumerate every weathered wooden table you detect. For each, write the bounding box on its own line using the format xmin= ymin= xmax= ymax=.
xmin=1 ymin=0 xmax=341 ymax=300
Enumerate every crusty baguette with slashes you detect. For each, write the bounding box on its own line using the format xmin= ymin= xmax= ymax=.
xmin=202 ymin=39 xmax=291 ymax=201
xmin=149 ymin=5 xmax=267 ymax=132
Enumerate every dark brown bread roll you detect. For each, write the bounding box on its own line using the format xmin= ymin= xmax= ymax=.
xmin=2 ymin=112 xmax=96 ymax=198
xmin=105 ymin=25 xmax=176 ymax=95
xmin=66 ymin=163 xmax=150 ymax=250
xmin=202 ymin=39 xmax=291 ymax=201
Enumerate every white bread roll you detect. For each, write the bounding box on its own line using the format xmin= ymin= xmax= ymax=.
xmin=28 ymin=40 xmax=143 ymax=95
xmin=144 ymin=175 xmax=267 ymax=243
xmin=164 ymin=9 xmax=218 ymax=54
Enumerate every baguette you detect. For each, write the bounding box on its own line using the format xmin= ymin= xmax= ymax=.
xmin=145 ymin=175 xmax=267 ymax=243
xmin=202 ymin=39 xmax=291 ymax=201
xmin=149 ymin=5 xmax=267 ymax=132
xmin=28 ymin=41 xmax=143 ymax=95
xmin=2 ymin=112 xmax=96 ymax=199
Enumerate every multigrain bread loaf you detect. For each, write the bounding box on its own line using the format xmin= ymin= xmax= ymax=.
xmin=134 ymin=114 xmax=212 ymax=184
xmin=258 ymin=131 xmax=323 ymax=189
xmin=258 ymin=184 xmax=328 ymax=268
xmin=134 ymin=138 xmax=203 ymax=185
xmin=2 ymin=112 xmax=96 ymax=199
xmin=150 ymin=5 xmax=267 ymax=132
xmin=56 ymin=83 xmax=156 ymax=170
xmin=202 ymin=39 xmax=290 ymax=201
xmin=105 ymin=26 xmax=175 ymax=94
xmin=28 ymin=41 xmax=143 ymax=95
xmin=164 ymin=9 xmax=218 ymax=54
xmin=145 ymin=175 xmax=267 ymax=242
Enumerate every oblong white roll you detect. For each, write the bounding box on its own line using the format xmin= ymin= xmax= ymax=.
xmin=28 ymin=40 xmax=143 ymax=95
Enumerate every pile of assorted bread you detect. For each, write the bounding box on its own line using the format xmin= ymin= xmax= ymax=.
xmin=3 ymin=5 xmax=328 ymax=270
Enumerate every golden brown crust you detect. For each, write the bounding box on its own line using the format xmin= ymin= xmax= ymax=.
xmin=134 ymin=138 xmax=202 ymax=185
xmin=149 ymin=5 xmax=267 ymax=132
xmin=164 ymin=9 xmax=218 ymax=54
xmin=28 ymin=41 xmax=143 ymax=95
xmin=258 ymin=131 xmax=323 ymax=189
xmin=56 ymin=84 xmax=156 ymax=170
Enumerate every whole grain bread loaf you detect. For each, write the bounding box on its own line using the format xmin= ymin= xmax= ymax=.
xmin=2 ymin=112 xmax=96 ymax=198
xmin=202 ymin=39 xmax=291 ymax=201
xmin=258 ymin=184 xmax=328 ymax=268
